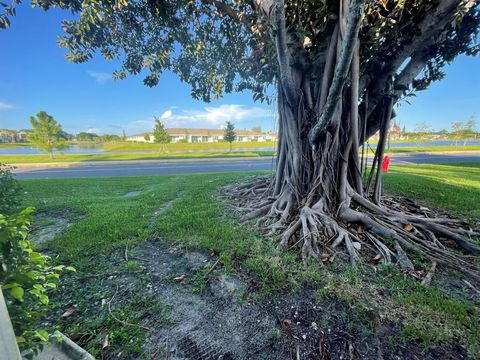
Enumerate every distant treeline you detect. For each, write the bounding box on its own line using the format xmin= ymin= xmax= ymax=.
xmin=75 ymin=132 xmax=122 ymax=142
xmin=0 ymin=129 xmax=122 ymax=143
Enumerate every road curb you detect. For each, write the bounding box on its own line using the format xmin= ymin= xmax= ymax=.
xmin=32 ymin=331 xmax=94 ymax=360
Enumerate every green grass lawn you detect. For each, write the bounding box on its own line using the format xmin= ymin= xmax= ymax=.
xmin=2 ymin=151 xmax=274 ymax=164
xmin=384 ymin=162 xmax=480 ymax=218
xmin=16 ymin=163 xmax=480 ymax=357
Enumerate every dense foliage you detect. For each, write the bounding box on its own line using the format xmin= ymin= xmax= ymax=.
xmin=0 ymin=163 xmax=22 ymax=214
xmin=0 ymin=208 xmax=75 ymax=356
xmin=2 ymin=1 xmax=478 ymax=108
xmin=0 ymin=165 xmax=73 ymax=355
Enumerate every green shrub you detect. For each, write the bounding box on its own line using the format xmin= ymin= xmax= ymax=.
xmin=0 ymin=163 xmax=22 ymax=214
xmin=0 ymin=208 xmax=74 ymax=357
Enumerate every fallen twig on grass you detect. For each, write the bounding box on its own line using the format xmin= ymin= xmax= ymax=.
xmin=108 ymin=284 xmax=151 ymax=331
xmin=124 ymin=244 xmax=129 ymax=262
xmin=204 ymin=258 xmax=220 ymax=279
xmin=74 ymin=270 xmax=143 ymax=280
xmin=421 ymin=261 xmax=437 ymax=286
xmin=463 ymin=279 xmax=480 ymax=296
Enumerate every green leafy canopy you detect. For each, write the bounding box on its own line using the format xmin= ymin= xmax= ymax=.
xmin=1 ymin=0 xmax=479 ymax=107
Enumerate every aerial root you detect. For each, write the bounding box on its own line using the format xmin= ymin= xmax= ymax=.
xmin=276 ymin=204 xmax=362 ymax=265
xmin=240 ymin=203 xmax=272 ymax=223
xmin=224 ymin=178 xmax=480 ymax=280
xmin=339 ymin=198 xmax=480 ymax=279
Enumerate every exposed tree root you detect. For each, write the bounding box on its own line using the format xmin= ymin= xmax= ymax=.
xmin=222 ymin=175 xmax=480 ymax=281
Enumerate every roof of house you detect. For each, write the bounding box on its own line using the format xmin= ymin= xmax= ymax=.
xmin=129 ymin=128 xmax=267 ymax=137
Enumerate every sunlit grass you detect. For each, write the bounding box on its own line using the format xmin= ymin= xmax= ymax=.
xmin=386 ymin=145 xmax=480 ymax=153
xmin=385 ymin=162 xmax=480 ymax=218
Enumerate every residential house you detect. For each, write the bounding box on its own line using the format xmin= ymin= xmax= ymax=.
xmin=0 ymin=129 xmax=29 ymax=143
xmin=127 ymin=128 xmax=277 ymax=143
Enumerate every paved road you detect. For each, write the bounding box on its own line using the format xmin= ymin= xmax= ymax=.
xmin=12 ymin=153 xmax=480 ymax=180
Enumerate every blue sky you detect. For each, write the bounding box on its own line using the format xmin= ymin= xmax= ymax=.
xmin=0 ymin=4 xmax=479 ymax=135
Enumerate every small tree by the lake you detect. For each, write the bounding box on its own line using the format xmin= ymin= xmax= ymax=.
xmin=153 ymin=117 xmax=171 ymax=152
xmin=452 ymin=116 xmax=478 ymax=146
xmin=27 ymin=111 xmax=65 ymax=159
xmin=144 ymin=133 xmax=151 ymax=142
xmin=224 ymin=121 xmax=236 ymax=152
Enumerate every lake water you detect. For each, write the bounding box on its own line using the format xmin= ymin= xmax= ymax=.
xmin=0 ymin=140 xmax=479 ymax=155
xmin=0 ymin=144 xmax=106 ymax=155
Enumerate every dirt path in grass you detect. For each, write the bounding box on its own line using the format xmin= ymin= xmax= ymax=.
xmin=102 ymin=240 xmax=472 ymax=360
xmin=35 ymin=201 xmax=477 ymax=359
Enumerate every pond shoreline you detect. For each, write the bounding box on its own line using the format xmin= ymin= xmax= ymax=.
xmin=1 ymin=140 xmax=480 ymax=155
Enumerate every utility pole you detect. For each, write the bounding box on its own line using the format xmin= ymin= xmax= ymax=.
xmin=0 ymin=291 xmax=22 ymax=359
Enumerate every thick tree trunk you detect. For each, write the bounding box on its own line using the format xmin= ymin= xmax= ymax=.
xmin=224 ymin=0 xmax=480 ymax=280
xmin=227 ymin=73 xmax=480 ymax=280
xmin=227 ymin=83 xmax=480 ymax=278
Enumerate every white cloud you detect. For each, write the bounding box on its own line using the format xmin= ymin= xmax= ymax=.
xmin=87 ymin=71 xmax=112 ymax=84
xmin=0 ymin=101 xmax=13 ymax=110
xmin=159 ymin=104 xmax=272 ymax=128
xmin=86 ymin=127 xmax=101 ymax=134
xmin=89 ymin=104 xmax=273 ymax=136
xmin=160 ymin=110 xmax=172 ymax=119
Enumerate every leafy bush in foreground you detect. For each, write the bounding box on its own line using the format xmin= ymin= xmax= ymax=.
xmin=0 ymin=208 xmax=74 ymax=356
xmin=0 ymin=163 xmax=22 ymax=214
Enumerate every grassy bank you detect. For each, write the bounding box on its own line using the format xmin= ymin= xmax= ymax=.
xmin=0 ymin=142 xmax=32 ymax=148
xmin=2 ymin=151 xmax=274 ymax=164
xmin=16 ymin=163 xmax=480 ymax=358
xmin=102 ymin=140 xmax=276 ymax=152
xmin=385 ymin=145 xmax=480 ymax=153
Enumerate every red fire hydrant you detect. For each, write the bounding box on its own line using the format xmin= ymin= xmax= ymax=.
xmin=382 ymin=155 xmax=391 ymax=173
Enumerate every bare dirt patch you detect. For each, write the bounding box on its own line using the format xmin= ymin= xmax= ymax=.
xmin=131 ymin=242 xmax=280 ymax=359
xmin=29 ymin=210 xmax=82 ymax=248
xmin=50 ymin=236 xmax=477 ymax=360
xmin=150 ymin=191 xmax=185 ymax=224
xmin=98 ymin=240 xmax=475 ymax=360
xmin=124 ymin=190 xmax=143 ymax=197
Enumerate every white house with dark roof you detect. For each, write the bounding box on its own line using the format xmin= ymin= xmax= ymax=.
xmin=126 ymin=128 xmax=277 ymax=143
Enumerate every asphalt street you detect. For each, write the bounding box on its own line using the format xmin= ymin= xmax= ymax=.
xmin=12 ymin=153 xmax=480 ymax=180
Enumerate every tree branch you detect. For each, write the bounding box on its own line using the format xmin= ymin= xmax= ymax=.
xmin=309 ymin=0 xmax=366 ymax=148
xmin=271 ymin=0 xmax=298 ymax=107
xmin=201 ymin=0 xmax=259 ymax=36
xmin=360 ymin=0 xmax=468 ymax=130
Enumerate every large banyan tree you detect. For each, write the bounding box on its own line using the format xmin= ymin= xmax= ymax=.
xmin=3 ymin=0 xmax=479 ymax=275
